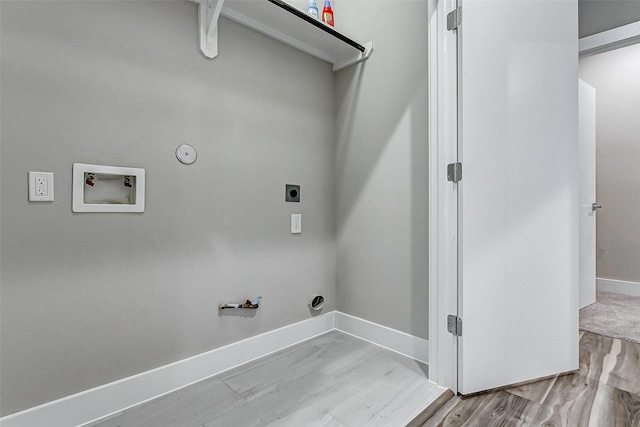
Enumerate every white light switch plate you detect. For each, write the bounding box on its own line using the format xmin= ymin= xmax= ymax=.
xmin=29 ymin=171 xmax=54 ymax=201
xmin=291 ymin=214 xmax=302 ymax=234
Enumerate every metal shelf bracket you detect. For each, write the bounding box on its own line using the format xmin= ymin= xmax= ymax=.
xmin=197 ymin=0 xmax=225 ymax=59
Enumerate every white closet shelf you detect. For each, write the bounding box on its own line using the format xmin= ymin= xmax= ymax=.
xmin=192 ymin=0 xmax=373 ymax=71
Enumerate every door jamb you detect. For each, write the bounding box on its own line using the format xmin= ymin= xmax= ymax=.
xmin=428 ymin=0 xmax=458 ymax=393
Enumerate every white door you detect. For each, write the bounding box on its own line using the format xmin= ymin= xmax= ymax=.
xmin=457 ymin=0 xmax=580 ymax=394
xmin=579 ymin=80 xmax=597 ymax=309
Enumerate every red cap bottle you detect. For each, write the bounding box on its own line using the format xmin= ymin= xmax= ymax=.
xmin=322 ymin=0 xmax=334 ymax=26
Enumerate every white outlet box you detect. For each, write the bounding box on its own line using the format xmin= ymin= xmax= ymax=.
xmin=29 ymin=172 xmax=54 ymax=201
xmin=291 ymin=213 xmax=302 ymax=234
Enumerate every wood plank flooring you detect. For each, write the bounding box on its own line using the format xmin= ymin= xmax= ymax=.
xmin=424 ymin=332 xmax=640 ymax=426
xmin=85 ymin=331 xmax=446 ymax=427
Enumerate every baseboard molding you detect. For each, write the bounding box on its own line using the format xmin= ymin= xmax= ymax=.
xmin=579 ymin=20 xmax=640 ymax=57
xmin=0 ymin=311 xmax=430 ymax=427
xmin=0 ymin=312 xmax=336 ymax=427
xmin=335 ymin=312 xmax=429 ymax=364
xmin=597 ymin=278 xmax=640 ymax=297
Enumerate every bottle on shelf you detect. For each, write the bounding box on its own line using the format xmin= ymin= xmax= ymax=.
xmin=307 ymin=0 xmax=319 ymax=19
xmin=321 ymin=0 xmax=334 ymax=26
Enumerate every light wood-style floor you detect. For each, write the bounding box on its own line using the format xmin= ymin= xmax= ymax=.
xmin=86 ymin=330 xmax=446 ymax=427
xmin=424 ymin=331 xmax=640 ymax=426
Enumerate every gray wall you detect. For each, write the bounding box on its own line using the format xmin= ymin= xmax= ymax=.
xmin=0 ymin=1 xmax=336 ymax=415
xmin=579 ymin=42 xmax=640 ymax=284
xmin=334 ymin=1 xmax=430 ymax=339
xmin=579 ymin=0 xmax=640 ymax=38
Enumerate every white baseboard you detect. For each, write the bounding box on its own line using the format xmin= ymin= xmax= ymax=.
xmin=335 ymin=312 xmax=429 ymax=364
xmin=0 ymin=311 xmax=429 ymax=427
xmin=597 ymin=277 xmax=640 ymax=297
xmin=579 ymin=20 xmax=640 ymax=57
xmin=0 ymin=313 xmax=336 ymax=427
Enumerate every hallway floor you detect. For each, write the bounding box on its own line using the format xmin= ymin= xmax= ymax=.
xmin=85 ymin=330 xmax=446 ymax=427
xmin=425 ymin=332 xmax=640 ymax=426
xmin=580 ymin=291 xmax=640 ymax=344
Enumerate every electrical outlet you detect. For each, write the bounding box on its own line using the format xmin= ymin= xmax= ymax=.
xmin=35 ymin=177 xmax=48 ymax=196
xmin=29 ymin=172 xmax=54 ymax=201
xmin=291 ymin=214 xmax=302 ymax=234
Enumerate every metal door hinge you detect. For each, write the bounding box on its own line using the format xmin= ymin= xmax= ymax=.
xmin=447 ymin=7 xmax=461 ymax=31
xmin=447 ymin=162 xmax=462 ymax=182
xmin=447 ymin=314 xmax=462 ymax=336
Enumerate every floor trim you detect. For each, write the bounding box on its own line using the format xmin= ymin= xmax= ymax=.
xmin=1 ymin=311 xmax=430 ymax=427
xmin=597 ymin=277 xmax=640 ymax=297
xmin=579 ymin=20 xmax=640 ymax=57
xmin=335 ymin=312 xmax=429 ymax=364
xmin=0 ymin=312 xmax=336 ymax=427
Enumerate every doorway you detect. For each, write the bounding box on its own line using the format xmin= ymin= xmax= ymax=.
xmin=578 ymin=24 xmax=640 ymax=343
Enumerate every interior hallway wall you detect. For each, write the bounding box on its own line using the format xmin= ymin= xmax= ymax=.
xmin=579 ymin=43 xmax=640 ymax=285
xmin=334 ymin=1 xmax=430 ymax=339
xmin=578 ymin=0 xmax=640 ymax=37
xmin=0 ymin=1 xmax=336 ymax=416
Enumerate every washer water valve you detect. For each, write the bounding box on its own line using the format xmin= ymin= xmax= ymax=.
xmin=219 ymin=296 xmax=262 ymax=310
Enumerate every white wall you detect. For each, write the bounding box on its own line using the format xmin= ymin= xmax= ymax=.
xmin=0 ymin=0 xmax=336 ymax=416
xmin=334 ymin=0 xmax=430 ymax=339
xmin=580 ymin=42 xmax=640 ymax=285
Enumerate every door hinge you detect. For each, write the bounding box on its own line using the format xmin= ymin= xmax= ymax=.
xmin=447 ymin=162 xmax=462 ymax=182
xmin=447 ymin=7 xmax=461 ymax=31
xmin=447 ymin=314 xmax=462 ymax=336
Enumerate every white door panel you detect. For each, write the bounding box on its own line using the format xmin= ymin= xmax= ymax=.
xmin=579 ymin=80 xmax=597 ymax=309
xmin=458 ymin=0 xmax=579 ymax=394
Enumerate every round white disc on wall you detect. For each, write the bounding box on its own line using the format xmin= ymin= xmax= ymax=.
xmin=176 ymin=144 xmax=197 ymax=165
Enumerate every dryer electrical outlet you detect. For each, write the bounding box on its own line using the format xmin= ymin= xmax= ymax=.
xmin=285 ymin=184 xmax=300 ymax=202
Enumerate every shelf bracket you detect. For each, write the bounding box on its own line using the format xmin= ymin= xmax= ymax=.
xmin=333 ymin=41 xmax=374 ymax=72
xmin=197 ymin=0 xmax=225 ymax=59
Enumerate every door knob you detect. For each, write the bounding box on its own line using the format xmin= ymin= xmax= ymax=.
xmin=592 ymin=203 xmax=602 ymax=211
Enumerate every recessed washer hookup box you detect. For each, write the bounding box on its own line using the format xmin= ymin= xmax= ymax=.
xmin=72 ymin=163 xmax=145 ymax=213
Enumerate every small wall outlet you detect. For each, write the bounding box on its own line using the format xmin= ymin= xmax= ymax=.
xmin=291 ymin=214 xmax=302 ymax=234
xmin=286 ymin=184 xmax=300 ymax=202
xmin=28 ymin=172 xmax=54 ymax=201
